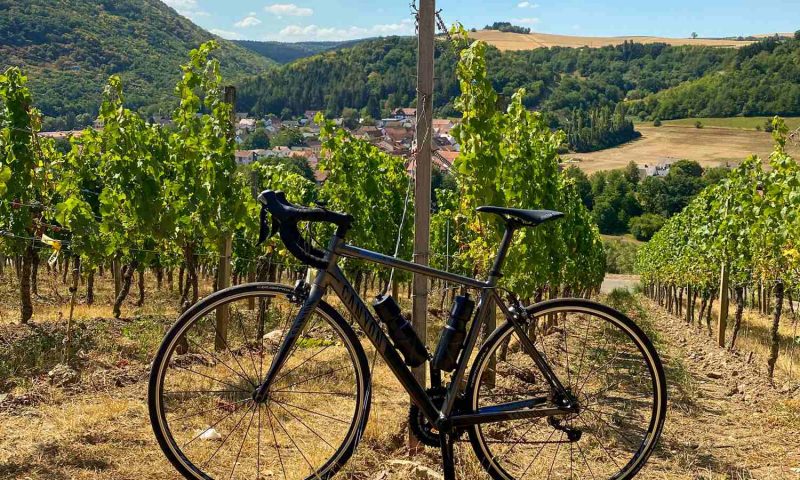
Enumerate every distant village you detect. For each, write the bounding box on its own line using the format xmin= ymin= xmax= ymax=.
xmin=41 ymin=107 xmax=460 ymax=184
xmin=40 ymin=109 xmax=684 ymax=182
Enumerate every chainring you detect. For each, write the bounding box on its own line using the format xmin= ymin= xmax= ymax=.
xmin=409 ymin=387 xmax=466 ymax=447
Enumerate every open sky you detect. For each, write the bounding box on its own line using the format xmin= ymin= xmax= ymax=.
xmin=160 ymin=0 xmax=800 ymax=42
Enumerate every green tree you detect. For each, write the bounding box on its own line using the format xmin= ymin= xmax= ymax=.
xmin=563 ymin=166 xmax=593 ymax=209
xmin=271 ymin=127 xmax=305 ymax=147
xmin=629 ymin=213 xmax=666 ymax=240
xmin=341 ymin=107 xmax=359 ymax=130
xmin=242 ymin=127 xmax=270 ymax=149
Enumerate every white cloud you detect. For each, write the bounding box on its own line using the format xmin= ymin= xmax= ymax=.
xmin=511 ymin=17 xmax=540 ymax=25
xmin=264 ymin=3 xmax=314 ymax=17
xmin=517 ymin=1 xmax=539 ymax=7
xmin=269 ymin=19 xmax=414 ymax=41
xmin=161 ymin=0 xmax=208 ymax=20
xmin=210 ymin=28 xmax=243 ymax=40
xmin=235 ymin=16 xmax=262 ymax=28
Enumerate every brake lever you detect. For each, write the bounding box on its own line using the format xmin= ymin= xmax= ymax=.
xmin=257 ymin=205 xmax=279 ymax=245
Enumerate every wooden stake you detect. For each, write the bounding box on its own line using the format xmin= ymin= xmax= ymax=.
xmin=410 ymin=0 xmax=435 ymax=452
xmin=717 ymin=263 xmax=730 ymax=347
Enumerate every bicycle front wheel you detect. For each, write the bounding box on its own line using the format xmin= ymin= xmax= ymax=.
xmin=148 ymin=283 xmax=371 ymax=480
xmin=467 ymin=298 xmax=667 ymax=480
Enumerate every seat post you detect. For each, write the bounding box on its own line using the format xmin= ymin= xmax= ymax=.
xmin=487 ymin=220 xmax=518 ymax=284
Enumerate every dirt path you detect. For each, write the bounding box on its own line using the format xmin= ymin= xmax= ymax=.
xmin=640 ymin=298 xmax=800 ymax=479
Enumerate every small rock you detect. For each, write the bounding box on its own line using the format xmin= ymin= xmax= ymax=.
xmin=199 ymin=427 xmax=223 ymax=441
xmin=386 ymin=460 xmax=443 ymax=480
xmin=263 ymin=330 xmax=285 ymax=345
xmin=706 ymin=371 xmax=723 ymax=380
xmin=48 ymin=363 xmax=79 ymax=387
xmin=263 ymin=330 xmax=286 ymax=352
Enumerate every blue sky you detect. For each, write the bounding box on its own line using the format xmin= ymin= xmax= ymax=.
xmin=161 ymin=0 xmax=799 ymax=42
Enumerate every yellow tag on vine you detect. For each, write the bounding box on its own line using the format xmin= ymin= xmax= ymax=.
xmin=40 ymin=234 xmax=62 ymax=267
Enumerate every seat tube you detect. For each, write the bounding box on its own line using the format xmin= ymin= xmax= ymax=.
xmin=487 ymin=222 xmax=517 ymax=283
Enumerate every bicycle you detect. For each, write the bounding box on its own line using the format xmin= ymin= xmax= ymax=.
xmin=149 ymin=190 xmax=667 ymax=480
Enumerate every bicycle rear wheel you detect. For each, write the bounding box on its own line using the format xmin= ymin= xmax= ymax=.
xmin=148 ymin=283 xmax=371 ymax=480
xmin=466 ymin=298 xmax=666 ymax=480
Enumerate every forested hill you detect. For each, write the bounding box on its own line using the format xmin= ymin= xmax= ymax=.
xmin=628 ymin=35 xmax=800 ymax=120
xmin=234 ymin=39 xmax=370 ymax=64
xmin=236 ymin=34 xmax=800 ymax=122
xmin=0 ymin=0 xmax=275 ymax=131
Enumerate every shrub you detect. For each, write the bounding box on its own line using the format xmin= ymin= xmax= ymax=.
xmin=694 ymin=120 xmax=703 ymax=129
xmin=603 ymin=238 xmax=639 ymax=274
xmin=629 ymin=213 xmax=667 ymax=240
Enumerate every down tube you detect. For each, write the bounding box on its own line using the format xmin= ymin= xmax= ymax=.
xmin=326 ymin=266 xmax=440 ymax=424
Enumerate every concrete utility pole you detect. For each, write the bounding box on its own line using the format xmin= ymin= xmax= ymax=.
xmin=411 ymin=0 xmax=435 ymax=450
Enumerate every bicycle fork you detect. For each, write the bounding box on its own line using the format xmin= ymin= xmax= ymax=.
xmin=253 ymin=278 xmax=324 ymax=403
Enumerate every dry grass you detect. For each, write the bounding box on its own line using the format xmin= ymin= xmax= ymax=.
xmin=0 ymin=269 xmax=799 ymax=478
xmin=468 ymin=30 xmax=761 ymax=51
xmin=564 ymin=125 xmax=800 ymax=174
xmin=693 ymin=295 xmax=800 ymax=383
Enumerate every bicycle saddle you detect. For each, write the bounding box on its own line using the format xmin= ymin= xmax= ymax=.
xmin=476 ymin=206 xmax=564 ymax=227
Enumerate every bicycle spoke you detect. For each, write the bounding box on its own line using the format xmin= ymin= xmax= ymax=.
xmin=266 ymin=405 xmax=288 ymax=479
xmin=171 ymin=364 xmax=248 ymax=393
xmin=473 ymin=306 xmax=662 ymax=480
xmin=268 ymin=405 xmax=324 ymax=480
xmin=575 ymin=438 xmax=598 ymax=479
xmin=172 ymin=396 xmax=251 ymax=423
xmin=576 ymin=416 xmax=622 ymax=470
xmin=186 ymin=336 xmax=256 ymax=388
xmin=256 ymin=405 xmax=262 ymax=479
xmin=228 ymin=406 xmax=257 ymax=480
xmin=181 ymin=399 xmax=252 ymax=449
xmin=545 ymin=431 xmax=563 ymax=480
xmin=270 ymin=398 xmax=351 ymax=424
xmin=231 ymin=304 xmax=262 ymax=385
xmin=276 ymin=364 xmax=352 ymax=391
xmin=272 ymin=400 xmax=337 ymax=450
xmin=517 ymin=428 xmax=557 ymax=479
xmin=272 ymin=389 xmax=355 ymax=397
xmin=201 ymin=401 xmax=254 ymax=470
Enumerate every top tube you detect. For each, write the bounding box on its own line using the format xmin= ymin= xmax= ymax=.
xmin=335 ymin=243 xmax=492 ymax=290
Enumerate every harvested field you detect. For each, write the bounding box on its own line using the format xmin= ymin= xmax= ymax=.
xmin=469 ymin=30 xmax=760 ymax=51
xmin=564 ymin=125 xmax=800 ymax=174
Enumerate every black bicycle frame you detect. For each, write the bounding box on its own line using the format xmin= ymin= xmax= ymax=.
xmin=257 ymin=228 xmax=575 ymax=430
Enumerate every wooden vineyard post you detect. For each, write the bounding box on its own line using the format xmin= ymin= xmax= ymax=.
xmin=64 ymin=255 xmax=80 ymax=362
xmin=112 ymin=257 xmax=121 ymax=300
xmin=215 ymin=235 xmax=233 ymax=351
xmin=410 ymin=0 xmax=435 ymax=452
xmin=215 ymin=86 xmax=236 ymax=351
xmin=717 ymin=263 xmax=730 ymax=347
